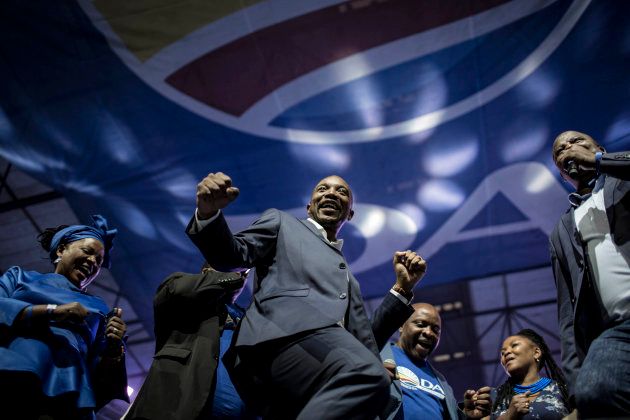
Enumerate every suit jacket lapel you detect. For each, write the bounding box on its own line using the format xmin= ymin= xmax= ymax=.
xmin=427 ymin=362 xmax=458 ymax=420
xmin=604 ymin=175 xmax=621 ymax=231
xmin=560 ymin=210 xmax=584 ymax=297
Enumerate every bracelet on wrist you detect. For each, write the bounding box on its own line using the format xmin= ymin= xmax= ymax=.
xmin=46 ymin=304 xmax=58 ymax=318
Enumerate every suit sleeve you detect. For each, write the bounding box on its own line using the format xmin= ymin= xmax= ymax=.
xmin=186 ymin=208 xmax=280 ymax=272
xmin=371 ymin=292 xmax=414 ymax=351
xmin=152 ymin=271 xmax=243 ymax=349
xmin=600 ymin=151 xmax=630 ymax=180
xmin=154 ymin=272 xmax=242 ymax=312
xmin=549 ymin=238 xmax=581 ymax=396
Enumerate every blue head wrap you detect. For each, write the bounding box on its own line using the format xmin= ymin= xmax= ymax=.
xmin=49 ymin=215 xmax=117 ymax=268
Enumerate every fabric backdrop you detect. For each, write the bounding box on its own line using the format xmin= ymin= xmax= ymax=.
xmin=1 ymin=0 xmax=628 ymax=331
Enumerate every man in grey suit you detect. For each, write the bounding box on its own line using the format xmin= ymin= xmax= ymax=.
xmin=549 ymin=130 xmax=630 ymax=416
xmin=187 ymin=172 xmax=427 ymax=419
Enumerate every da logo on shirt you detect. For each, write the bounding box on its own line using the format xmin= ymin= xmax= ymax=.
xmin=396 ymin=366 xmax=446 ymax=400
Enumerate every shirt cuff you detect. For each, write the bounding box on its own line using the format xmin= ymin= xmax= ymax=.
xmin=390 ymin=289 xmax=412 ymax=305
xmin=192 ymin=209 xmax=221 ymax=232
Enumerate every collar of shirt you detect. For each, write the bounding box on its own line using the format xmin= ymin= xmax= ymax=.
xmin=568 ymin=175 xmax=603 ymax=208
xmin=307 ymin=218 xmax=344 ymax=251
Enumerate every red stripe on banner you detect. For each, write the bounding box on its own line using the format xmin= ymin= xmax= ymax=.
xmin=167 ymin=0 xmax=510 ymax=116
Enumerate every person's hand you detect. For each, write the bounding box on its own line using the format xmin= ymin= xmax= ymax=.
xmin=105 ymin=307 xmax=126 ymax=342
xmin=393 ymin=251 xmax=427 ymax=294
xmin=382 ymin=358 xmax=397 ymax=382
xmin=196 ymin=172 xmax=240 ymax=219
xmin=463 ymin=386 xmax=492 ymax=418
xmin=557 ymin=147 xmax=597 ymax=173
xmin=222 ymin=272 xmax=248 ymax=304
xmin=505 ymin=392 xmax=531 ymax=419
xmin=51 ymin=302 xmax=89 ymax=323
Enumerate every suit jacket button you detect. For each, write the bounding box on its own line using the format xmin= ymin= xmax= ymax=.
xmin=339 ymin=292 xmax=347 ymax=299
xmin=571 ymin=297 xmax=576 ymax=303
xmin=339 ymin=263 xmax=346 ymax=269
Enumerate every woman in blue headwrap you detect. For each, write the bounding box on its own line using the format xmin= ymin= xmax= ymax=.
xmin=0 ymin=215 xmax=129 ymax=420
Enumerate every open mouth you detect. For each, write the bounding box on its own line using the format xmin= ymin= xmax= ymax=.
xmin=75 ymin=264 xmax=92 ymax=279
xmin=416 ymin=339 xmax=433 ymax=350
xmin=319 ymin=200 xmax=340 ymax=212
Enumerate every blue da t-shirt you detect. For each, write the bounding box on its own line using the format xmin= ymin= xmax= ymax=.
xmin=392 ymin=346 xmax=445 ymax=419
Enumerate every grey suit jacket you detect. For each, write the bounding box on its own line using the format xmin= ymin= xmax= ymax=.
xmin=549 ymin=151 xmax=630 ymax=395
xmin=187 ymin=208 xmax=381 ymax=355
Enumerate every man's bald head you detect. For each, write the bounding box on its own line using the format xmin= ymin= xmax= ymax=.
xmin=306 ymin=175 xmax=354 ymax=241
xmin=552 ymin=130 xmax=605 ymax=188
xmin=398 ymin=303 xmax=442 ymax=363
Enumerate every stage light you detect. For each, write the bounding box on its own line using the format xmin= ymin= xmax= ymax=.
xmin=516 ymin=70 xmax=559 ymax=108
xmin=159 ymin=169 xmax=197 ymax=199
xmin=102 ymin=117 xmax=142 ymax=164
xmin=422 ymin=138 xmax=478 ymax=177
xmin=524 ymin=165 xmax=556 ymax=194
xmin=64 ymin=180 xmax=105 ymax=196
xmin=500 ymin=117 xmax=548 ymax=163
xmin=395 ymin=203 xmax=425 ymax=233
xmin=288 ymin=144 xmax=351 ymax=171
xmin=108 ymin=197 xmax=158 ymax=239
xmin=417 ymin=180 xmax=465 ymax=211
xmin=351 ymin=206 xmax=386 ymax=238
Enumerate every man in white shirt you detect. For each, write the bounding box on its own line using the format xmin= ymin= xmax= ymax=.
xmin=187 ymin=172 xmax=427 ymax=419
xmin=549 ymin=130 xmax=630 ymax=416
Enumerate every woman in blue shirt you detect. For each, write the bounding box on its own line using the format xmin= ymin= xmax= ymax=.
xmin=490 ymin=329 xmax=571 ymax=420
xmin=0 ymin=215 xmax=129 ymax=420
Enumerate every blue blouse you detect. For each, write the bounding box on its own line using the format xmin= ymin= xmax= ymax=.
xmin=490 ymin=380 xmax=569 ymax=420
xmin=0 ymin=266 xmax=112 ymax=409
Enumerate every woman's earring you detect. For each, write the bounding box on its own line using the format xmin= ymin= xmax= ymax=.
xmin=54 ymin=257 xmax=61 ymax=264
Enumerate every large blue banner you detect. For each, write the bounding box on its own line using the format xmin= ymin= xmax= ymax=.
xmin=1 ymin=0 xmax=628 ymax=327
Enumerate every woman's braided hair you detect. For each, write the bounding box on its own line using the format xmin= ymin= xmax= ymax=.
xmin=37 ymin=225 xmax=70 ymax=262
xmin=492 ymin=328 xmax=571 ymax=413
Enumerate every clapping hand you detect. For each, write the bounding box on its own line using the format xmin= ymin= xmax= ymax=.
xmin=463 ymin=386 xmax=492 ymax=418
xmin=506 ymin=391 xmax=532 ymax=419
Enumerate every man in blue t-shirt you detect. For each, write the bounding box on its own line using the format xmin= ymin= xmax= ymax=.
xmin=381 ymin=303 xmax=491 ymax=419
